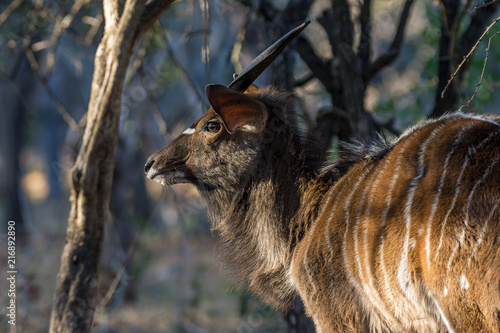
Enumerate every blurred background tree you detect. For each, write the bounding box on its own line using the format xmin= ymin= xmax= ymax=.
xmin=1 ymin=0 xmax=500 ymax=332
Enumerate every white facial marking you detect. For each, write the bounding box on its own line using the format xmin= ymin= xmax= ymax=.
xmin=241 ymin=124 xmax=258 ymax=132
xmin=183 ymin=127 xmax=195 ymax=135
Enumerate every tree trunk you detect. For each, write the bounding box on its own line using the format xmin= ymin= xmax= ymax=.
xmin=49 ymin=0 xmax=175 ymax=331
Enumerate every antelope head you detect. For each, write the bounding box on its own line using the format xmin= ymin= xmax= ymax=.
xmin=144 ymin=21 xmax=311 ymax=193
xmin=144 ymin=84 xmax=268 ymax=191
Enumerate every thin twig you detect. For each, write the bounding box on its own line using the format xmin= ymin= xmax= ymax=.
xmin=24 ymin=48 xmax=83 ymax=133
xmin=368 ymin=0 xmax=415 ymax=79
xmin=295 ymin=72 xmax=315 ymax=87
xmin=130 ymin=28 xmax=154 ymax=74
xmin=45 ymin=0 xmax=87 ymax=74
xmin=466 ymin=31 xmax=500 ymax=105
xmin=441 ymin=15 xmax=500 ymax=98
xmin=83 ymin=13 xmax=103 ymax=46
xmin=357 ymin=0 xmax=371 ymax=77
xmin=138 ymin=67 xmax=169 ymax=140
xmin=157 ymin=21 xmax=205 ymax=108
xmin=453 ymin=0 xmax=473 ymax=38
xmin=469 ymin=0 xmax=500 ymax=12
xmin=138 ymin=0 xmax=177 ymax=37
xmin=96 ymin=232 xmax=139 ymax=312
xmin=8 ymin=0 xmax=40 ymax=79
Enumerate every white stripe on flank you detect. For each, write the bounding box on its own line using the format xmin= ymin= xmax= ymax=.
xmin=379 ymin=139 xmax=412 ymax=316
xmin=354 ymin=157 xmax=399 ymax=325
xmin=435 ymin=129 xmax=500 ymax=261
xmin=303 ymin=232 xmax=318 ymax=292
xmin=434 ymin=152 xmax=468 ymax=261
xmin=324 ymin=181 xmax=347 ymax=259
xmin=353 ymin=173 xmax=385 ymax=309
xmin=322 ymin=179 xmax=350 ymax=299
xmin=303 ymin=182 xmax=340 ymax=293
xmin=425 ymin=126 xmax=467 ymax=268
xmin=182 ymin=127 xmax=196 ymax=135
xmin=427 ymin=290 xmax=455 ymax=333
xmin=353 ymin=177 xmax=372 ymax=284
xmin=399 ymin=126 xmax=443 ymax=306
xmin=466 ymin=198 xmax=500 ymax=269
xmin=342 ymin=164 xmax=375 ymax=303
xmin=446 ymin=153 xmax=500 ymax=280
xmin=364 ymin=154 xmax=391 ymax=290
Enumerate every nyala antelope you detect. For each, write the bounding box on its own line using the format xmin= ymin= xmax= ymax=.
xmin=145 ymin=21 xmax=500 ymax=332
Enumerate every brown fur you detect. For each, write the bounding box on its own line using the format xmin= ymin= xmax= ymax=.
xmin=145 ymin=87 xmax=500 ymax=332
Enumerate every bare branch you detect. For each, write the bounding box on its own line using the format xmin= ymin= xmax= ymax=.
xmin=357 ymin=0 xmax=371 ymax=81
xmin=461 ymin=0 xmax=500 ymax=54
xmin=44 ymin=0 xmax=87 ymax=74
xmin=329 ymin=0 xmax=354 ymax=50
xmin=295 ymin=36 xmax=334 ymax=93
xmin=322 ymin=2 xmax=374 ymax=139
xmin=466 ymin=31 xmax=500 ymax=105
xmin=441 ymin=15 xmax=500 ymax=98
xmin=24 ymin=48 xmax=83 ymax=133
xmin=157 ymin=21 xmax=205 ymax=108
xmin=103 ymin=0 xmax=123 ymax=32
xmin=368 ymin=0 xmax=415 ymax=79
xmin=230 ymin=26 xmax=246 ymax=74
xmin=83 ymin=13 xmax=104 ymax=46
xmin=470 ymin=0 xmax=500 ymax=11
xmin=138 ymin=67 xmax=169 ymax=140
xmin=295 ymin=72 xmax=315 ymax=87
xmin=0 ymin=0 xmax=23 ymax=28
xmin=137 ymin=0 xmax=177 ymax=38
xmin=95 ymin=233 xmax=138 ymax=313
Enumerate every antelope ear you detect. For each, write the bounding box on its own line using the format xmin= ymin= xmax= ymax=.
xmin=205 ymin=84 xmax=268 ymax=134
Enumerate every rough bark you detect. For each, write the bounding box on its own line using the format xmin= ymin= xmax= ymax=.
xmin=49 ymin=0 xmax=175 ymax=331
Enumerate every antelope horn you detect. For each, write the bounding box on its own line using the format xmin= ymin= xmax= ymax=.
xmin=227 ymin=20 xmax=312 ymax=93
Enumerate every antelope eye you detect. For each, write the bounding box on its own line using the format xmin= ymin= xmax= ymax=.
xmin=205 ymin=121 xmax=221 ymax=133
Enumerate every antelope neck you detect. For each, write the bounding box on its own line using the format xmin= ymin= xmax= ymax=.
xmin=199 ymin=134 xmax=324 ymax=309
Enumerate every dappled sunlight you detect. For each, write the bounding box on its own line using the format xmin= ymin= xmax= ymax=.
xmin=22 ymin=170 xmax=50 ymax=203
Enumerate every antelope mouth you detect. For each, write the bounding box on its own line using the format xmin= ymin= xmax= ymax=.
xmin=146 ymin=168 xmax=191 ymax=186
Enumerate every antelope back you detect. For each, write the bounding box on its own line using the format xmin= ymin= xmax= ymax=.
xmin=292 ymin=113 xmax=500 ymax=332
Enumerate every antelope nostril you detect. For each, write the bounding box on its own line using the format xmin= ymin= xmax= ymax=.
xmin=144 ymin=160 xmax=154 ymax=174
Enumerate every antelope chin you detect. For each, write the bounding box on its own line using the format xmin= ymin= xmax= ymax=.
xmin=146 ymin=169 xmax=190 ymax=186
